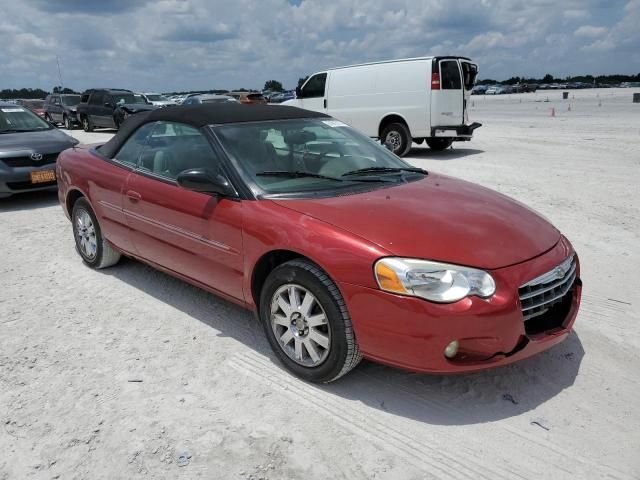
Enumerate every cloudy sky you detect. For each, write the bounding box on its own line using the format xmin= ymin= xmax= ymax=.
xmin=1 ymin=0 xmax=638 ymax=92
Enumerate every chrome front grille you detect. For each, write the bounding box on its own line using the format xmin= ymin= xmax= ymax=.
xmin=518 ymin=255 xmax=577 ymax=322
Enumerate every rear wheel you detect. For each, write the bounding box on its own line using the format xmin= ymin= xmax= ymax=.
xmin=259 ymin=259 xmax=361 ymax=383
xmin=82 ymin=116 xmax=93 ymax=132
xmin=426 ymin=138 xmax=453 ymax=151
xmin=72 ymin=198 xmax=120 ymax=269
xmin=381 ymin=122 xmax=412 ymax=157
xmin=64 ymin=115 xmax=74 ymax=130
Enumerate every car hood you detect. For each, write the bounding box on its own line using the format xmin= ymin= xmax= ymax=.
xmin=0 ymin=128 xmax=77 ymax=154
xmin=271 ymin=174 xmax=560 ymax=270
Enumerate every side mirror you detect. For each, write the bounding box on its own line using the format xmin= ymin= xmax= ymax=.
xmin=295 ymin=86 xmax=302 ymax=98
xmin=176 ymin=168 xmax=235 ymax=196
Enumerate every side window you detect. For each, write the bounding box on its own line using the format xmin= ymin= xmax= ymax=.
xmin=138 ymin=121 xmax=218 ymax=181
xmin=90 ymin=92 xmax=104 ymax=105
xmin=300 ymin=73 xmax=327 ymax=98
xmin=440 ymin=61 xmax=462 ymax=90
xmin=113 ymin=123 xmax=155 ymax=167
xmin=461 ymin=62 xmax=478 ymax=90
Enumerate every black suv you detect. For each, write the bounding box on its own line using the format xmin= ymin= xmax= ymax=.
xmin=76 ymin=89 xmax=157 ymax=131
xmin=44 ymin=94 xmax=82 ymax=130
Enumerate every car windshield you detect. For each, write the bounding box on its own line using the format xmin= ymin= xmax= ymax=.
xmin=214 ymin=118 xmax=426 ymax=196
xmin=113 ymin=93 xmax=146 ymax=105
xmin=61 ymin=95 xmax=81 ymax=106
xmin=0 ymin=106 xmax=51 ymax=132
xmin=146 ymin=94 xmax=168 ymax=101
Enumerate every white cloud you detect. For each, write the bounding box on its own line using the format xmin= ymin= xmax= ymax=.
xmin=0 ymin=0 xmax=637 ymax=92
xmin=574 ymin=25 xmax=608 ymax=37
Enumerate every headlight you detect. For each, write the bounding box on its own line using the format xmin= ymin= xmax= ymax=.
xmin=374 ymin=257 xmax=495 ymax=303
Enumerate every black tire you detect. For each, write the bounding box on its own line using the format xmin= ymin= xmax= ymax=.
xmin=64 ymin=115 xmax=74 ymax=130
xmin=44 ymin=113 xmax=53 ymax=123
xmin=82 ymin=116 xmax=93 ymax=132
xmin=71 ymin=198 xmax=120 ymax=269
xmin=381 ymin=122 xmax=412 ymax=157
xmin=426 ymin=138 xmax=453 ymax=151
xmin=259 ymin=259 xmax=362 ymax=383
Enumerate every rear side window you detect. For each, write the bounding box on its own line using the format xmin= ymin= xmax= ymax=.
xmin=90 ymin=92 xmax=104 ymax=105
xmin=440 ymin=61 xmax=462 ymax=90
xmin=300 ymin=73 xmax=327 ymax=98
xmin=461 ymin=62 xmax=478 ymax=90
xmin=113 ymin=123 xmax=155 ymax=167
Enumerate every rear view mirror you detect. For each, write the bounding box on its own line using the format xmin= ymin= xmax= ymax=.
xmin=176 ymin=168 xmax=235 ymax=196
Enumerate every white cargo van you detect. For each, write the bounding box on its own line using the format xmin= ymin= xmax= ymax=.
xmin=283 ymin=56 xmax=481 ymax=156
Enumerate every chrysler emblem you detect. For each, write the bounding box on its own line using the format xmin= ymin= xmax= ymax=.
xmin=30 ymin=153 xmax=43 ymax=161
xmin=553 ymin=265 xmax=567 ymax=280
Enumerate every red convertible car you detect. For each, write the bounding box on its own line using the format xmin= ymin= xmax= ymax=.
xmin=57 ymin=104 xmax=581 ymax=382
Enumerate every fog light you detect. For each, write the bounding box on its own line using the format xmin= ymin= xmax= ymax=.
xmin=444 ymin=340 xmax=459 ymax=359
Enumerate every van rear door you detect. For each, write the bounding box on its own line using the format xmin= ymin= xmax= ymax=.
xmin=430 ymin=58 xmax=464 ymax=127
xmin=460 ymin=60 xmax=478 ymax=123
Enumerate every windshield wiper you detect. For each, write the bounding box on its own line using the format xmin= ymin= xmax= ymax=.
xmin=256 ymin=170 xmax=388 ymax=182
xmin=341 ymin=166 xmax=428 ymax=177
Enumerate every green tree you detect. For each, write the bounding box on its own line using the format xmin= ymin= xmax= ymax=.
xmin=263 ymin=80 xmax=283 ymax=92
xmin=297 ymin=76 xmax=309 ymax=89
xmin=542 ymin=73 xmax=554 ymax=83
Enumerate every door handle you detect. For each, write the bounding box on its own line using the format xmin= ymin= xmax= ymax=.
xmin=323 ymin=99 xmax=327 ymax=109
xmin=126 ymin=190 xmax=142 ymax=202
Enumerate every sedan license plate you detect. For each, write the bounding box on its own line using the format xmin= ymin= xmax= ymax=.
xmin=30 ymin=170 xmax=56 ymax=184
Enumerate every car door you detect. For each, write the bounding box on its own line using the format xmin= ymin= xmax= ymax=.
xmin=298 ymin=73 xmax=328 ymax=113
xmin=123 ymin=121 xmax=245 ymax=302
xmin=50 ymin=96 xmax=62 ymax=122
xmin=88 ymin=91 xmax=105 ymax=126
xmin=431 ymin=59 xmax=464 ymax=126
xmin=460 ymin=60 xmax=478 ymax=125
xmin=101 ymin=94 xmax=117 ymax=128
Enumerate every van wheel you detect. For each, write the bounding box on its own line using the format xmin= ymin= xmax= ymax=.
xmin=82 ymin=116 xmax=93 ymax=132
xmin=381 ymin=122 xmax=412 ymax=156
xmin=426 ymin=138 xmax=453 ymax=151
xmin=259 ymin=259 xmax=362 ymax=383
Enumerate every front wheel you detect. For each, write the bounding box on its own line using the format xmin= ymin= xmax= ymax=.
xmin=72 ymin=198 xmax=121 ymax=269
xmin=64 ymin=115 xmax=74 ymax=130
xmin=82 ymin=116 xmax=93 ymax=132
xmin=381 ymin=122 xmax=412 ymax=157
xmin=426 ymin=138 xmax=453 ymax=151
xmin=259 ymin=259 xmax=361 ymax=383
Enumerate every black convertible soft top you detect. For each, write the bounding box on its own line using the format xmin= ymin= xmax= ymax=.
xmin=98 ymin=104 xmax=328 ymax=159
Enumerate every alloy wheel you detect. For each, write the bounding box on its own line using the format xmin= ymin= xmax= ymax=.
xmin=75 ymin=209 xmax=97 ymax=260
xmin=270 ymin=284 xmax=331 ymax=367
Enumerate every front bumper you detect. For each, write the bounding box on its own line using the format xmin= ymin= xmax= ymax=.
xmin=340 ymin=237 xmax=581 ymax=374
xmin=0 ymin=163 xmax=58 ymax=197
xmin=431 ymin=122 xmax=482 ymax=139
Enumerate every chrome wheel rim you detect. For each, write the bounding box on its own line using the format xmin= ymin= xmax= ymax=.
xmin=75 ymin=210 xmax=97 ymax=260
xmin=83 ymin=118 xmax=89 ymax=130
xmin=385 ymin=131 xmax=402 ymax=152
xmin=270 ymin=284 xmax=331 ymax=367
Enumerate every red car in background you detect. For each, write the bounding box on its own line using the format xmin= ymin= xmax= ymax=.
xmin=16 ymin=99 xmax=46 ymax=119
xmin=56 ymin=104 xmax=581 ymax=383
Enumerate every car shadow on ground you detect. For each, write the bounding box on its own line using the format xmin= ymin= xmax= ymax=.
xmin=0 ymin=190 xmax=59 ymax=212
xmin=406 ymin=146 xmax=484 ymax=161
xmin=101 ymin=257 xmax=584 ymax=426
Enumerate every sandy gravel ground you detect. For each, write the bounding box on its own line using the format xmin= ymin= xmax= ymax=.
xmin=1 ymin=88 xmax=639 ymax=479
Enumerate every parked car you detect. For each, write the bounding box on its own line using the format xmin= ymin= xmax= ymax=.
xmin=181 ymin=94 xmax=238 ymax=105
xmin=16 ymin=99 xmax=46 ymax=119
xmin=485 ymin=86 xmax=499 ymax=95
xmin=283 ymin=56 xmax=481 ymax=156
xmin=269 ymin=92 xmax=285 ymax=103
xmin=76 ymin=89 xmax=157 ymax=131
xmin=227 ymin=92 xmax=268 ymax=104
xmin=56 ymin=103 xmax=581 ymax=383
xmin=141 ymin=92 xmax=176 ymax=106
xmin=471 ymin=85 xmax=488 ymax=95
xmin=44 ymin=93 xmax=81 ymax=129
xmin=0 ymin=102 xmax=78 ymax=198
